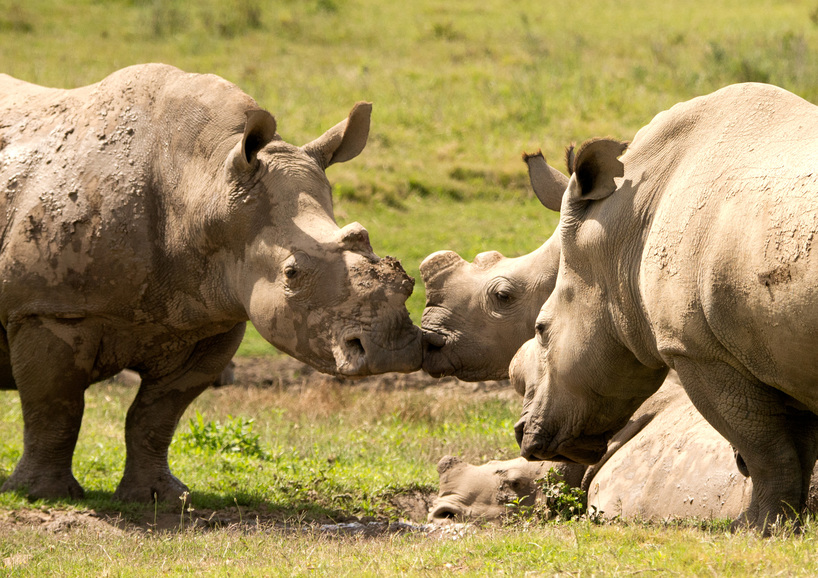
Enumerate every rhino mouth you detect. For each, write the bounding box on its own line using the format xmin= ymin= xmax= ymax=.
xmin=516 ymin=420 xmax=609 ymax=465
xmin=421 ymin=330 xmax=457 ymax=377
xmin=331 ymin=325 xmax=422 ymax=377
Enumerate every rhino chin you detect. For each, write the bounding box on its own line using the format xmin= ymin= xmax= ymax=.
xmin=521 ymin=434 xmax=608 ymax=466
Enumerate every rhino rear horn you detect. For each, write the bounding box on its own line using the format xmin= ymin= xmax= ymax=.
xmin=304 ymin=101 xmax=372 ymax=169
xmin=436 ymin=455 xmax=464 ymax=475
xmin=522 ymin=150 xmax=568 ymax=212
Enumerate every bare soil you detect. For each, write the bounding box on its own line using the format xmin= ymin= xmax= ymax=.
xmin=0 ymin=356 xmax=512 ymax=537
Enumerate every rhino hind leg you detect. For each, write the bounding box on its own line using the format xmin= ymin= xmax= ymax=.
xmin=114 ymin=324 xmax=245 ymax=503
xmin=674 ymin=357 xmax=804 ymax=534
xmin=1 ymin=319 xmax=99 ymax=500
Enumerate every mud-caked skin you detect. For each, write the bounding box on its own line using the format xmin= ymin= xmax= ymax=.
xmin=511 ymin=83 xmax=818 ymax=533
xmin=420 ymin=151 xmax=567 ymax=381
xmin=0 ymin=64 xmax=421 ymax=502
xmin=429 ymin=454 xmax=585 ymax=523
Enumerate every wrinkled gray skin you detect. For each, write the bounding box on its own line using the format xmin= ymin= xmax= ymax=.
xmin=511 ymin=83 xmax=818 ymax=532
xmin=430 ymin=374 xmax=765 ymax=524
xmin=420 ymin=156 xmax=756 ymax=523
xmin=0 ymin=64 xmax=421 ymax=502
xmin=421 ymin=151 xmax=566 ymax=381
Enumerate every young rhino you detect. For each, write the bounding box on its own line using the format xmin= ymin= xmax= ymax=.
xmin=421 ymin=151 xmax=566 ymax=381
xmin=0 ymin=64 xmax=421 ymax=502
xmin=430 ymin=375 xmax=762 ymax=525
xmin=430 ymin=455 xmax=584 ymax=523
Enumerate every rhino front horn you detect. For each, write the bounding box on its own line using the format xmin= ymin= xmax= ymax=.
xmin=420 ymin=251 xmax=466 ymax=289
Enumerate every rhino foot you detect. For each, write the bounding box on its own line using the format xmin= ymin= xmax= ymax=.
xmin=2 ymin=468 xmax=84 ymax=500
xmin=114 ymin=471 xmax=190 ymax=504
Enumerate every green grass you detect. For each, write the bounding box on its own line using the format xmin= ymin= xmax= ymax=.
xmin=5 ymin=0 xmax=818 ymax=573
xmin=5 ymin=383 xmax=818 ymax=576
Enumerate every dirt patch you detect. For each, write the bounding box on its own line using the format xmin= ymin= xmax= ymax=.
xmin=1 ymin=356 xmax=512 ymax=537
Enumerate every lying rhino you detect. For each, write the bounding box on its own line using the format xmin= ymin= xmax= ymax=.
xmin=0 ymin=64 xmax=421 ymax=502
xmin=431 ymin=375 xmax=760 ymax=524
xmin=512 ymin=83 xmax=818 ymax=531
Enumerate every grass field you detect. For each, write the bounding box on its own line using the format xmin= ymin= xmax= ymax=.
xmin=4 ymin=0 xmax=818 ymax=575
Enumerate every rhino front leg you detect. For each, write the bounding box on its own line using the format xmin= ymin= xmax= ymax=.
xmin=114 ymin=323 xmax=245 ymax=503
xmin=2 ymin=319 xmax=99 ymax=499
xmin=674 ymin=357 xmax=802 ymax=534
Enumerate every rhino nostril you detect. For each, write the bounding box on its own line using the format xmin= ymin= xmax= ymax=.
xmin=432 ymin=507 xmax=458 ymax=520
xmin=346 ymin=337 xmax=365 ymax=356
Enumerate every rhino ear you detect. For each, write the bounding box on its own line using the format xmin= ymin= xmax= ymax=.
xmin=568 ymin=138 xmax=627 ymax=201
xmin=304 ymin=101 xmax=372 ymax=169
xmin=522 ymin=150 xmax=568 ymax=212
xmin=228 ymin=109 xmax=277 ymax=175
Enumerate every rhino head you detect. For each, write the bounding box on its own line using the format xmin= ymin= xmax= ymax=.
xmin=420 ymin=151 xmax=569 ymax=381
xmin=428 ymin=455 xmax=585 ymax=523
xmin=510 ymin=139 xmax=667 ymax=464
xmin=216 ymin=103 xmax=421 ymax=376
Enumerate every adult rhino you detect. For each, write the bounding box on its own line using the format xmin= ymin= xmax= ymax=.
xmin=511 ymin=83 xmax=818 ymax=532
xmin=0 ymin=64 xmax=421 ymax=502
xmin=419 ymin=155 xmax=757 ymax=523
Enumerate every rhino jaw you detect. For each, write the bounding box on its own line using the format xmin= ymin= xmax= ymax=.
xmin=516 ymin=419 xmax=608 ymax=465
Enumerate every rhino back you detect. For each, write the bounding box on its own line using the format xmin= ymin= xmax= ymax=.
xmin=628 ymin=83 xmax=818 ymax=406
xmin=587 ymin=380 xmax=752 ymax=520
xmin=0 ymin=64 xmax=258 ymax=366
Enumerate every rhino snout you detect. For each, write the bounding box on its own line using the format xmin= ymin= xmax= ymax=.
xmin=333 ymin=323 xmax=422 ymax=377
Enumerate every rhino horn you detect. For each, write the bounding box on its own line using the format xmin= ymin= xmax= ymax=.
xmin=437 ymin=455 xmax=464 ymax=475
xmin=420 ymin=250 xmax=466 ymax=289
xmin=522 ymin=149 xmax=569 ymax=212
xmin=304 ymin=101 xmax=372 ymax=168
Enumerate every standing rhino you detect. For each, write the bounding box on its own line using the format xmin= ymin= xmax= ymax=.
xmin=511 ymin=83 xmax=818 ymax=532
xmin=0 ymin=64 xmax=421 ymax=502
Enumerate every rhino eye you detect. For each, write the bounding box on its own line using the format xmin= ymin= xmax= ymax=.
xmin=535 ymin=320 xmax=547 ymax=343
xmin=284 ymin=266 xmax=298 ymax=280
xmin=495 ymin=290 xmax=512 ymax=304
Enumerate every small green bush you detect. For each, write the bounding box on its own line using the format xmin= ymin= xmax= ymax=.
xmin=177 ymin=411 xmax=267 ymax=459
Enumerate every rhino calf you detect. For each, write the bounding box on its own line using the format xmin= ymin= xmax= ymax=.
xmin=0 ymin=64 xmax=421 ymax=502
